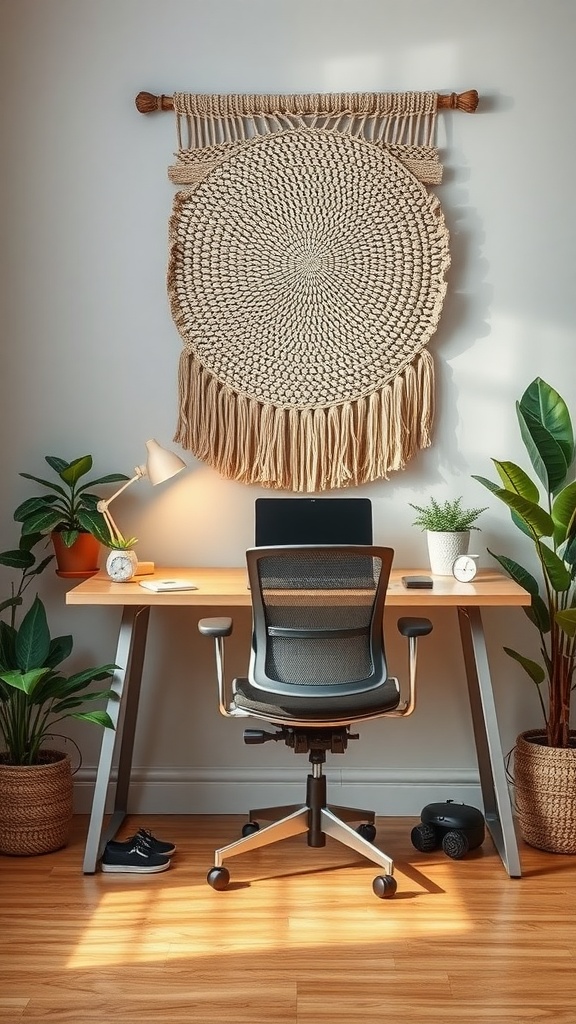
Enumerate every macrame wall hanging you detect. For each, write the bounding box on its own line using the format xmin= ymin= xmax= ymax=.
xmin=137 ymin=89 xmax=478 ymax=492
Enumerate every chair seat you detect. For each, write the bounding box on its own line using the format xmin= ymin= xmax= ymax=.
xmin=232 ymin=675 xmax=400 ymax=722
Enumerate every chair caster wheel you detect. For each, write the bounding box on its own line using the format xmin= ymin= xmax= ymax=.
xmin=410 ymin=822 xmax=438 ymax=852
xmin=357 ymin=822 xmax=377 ymax=843
xmin=207 ymin=866 xmax=230 ymax=891
xmin=442 ymin=830 xmax=470 ymax=859
xmin=372 ymin=874 xmax=397 ymax=899
xmin=241 ymin=821 xmax=260 ymax=838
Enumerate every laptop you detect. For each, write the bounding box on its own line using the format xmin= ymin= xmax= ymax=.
xmin=254 ymin=497 xmax=373 ymax=547
xmin=253 ymin=497 xmax=374 ymax=588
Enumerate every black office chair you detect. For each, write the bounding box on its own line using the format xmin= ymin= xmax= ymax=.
xmin=198 ymin=545 xmax=432 ymax=899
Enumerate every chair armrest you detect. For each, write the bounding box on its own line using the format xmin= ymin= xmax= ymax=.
xmin=397 ymin=616 xmax=433 ymax=638
xmin=198 ymin=617 xmax=233 ymax=638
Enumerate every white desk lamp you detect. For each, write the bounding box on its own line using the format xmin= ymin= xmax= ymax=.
xmin=97 ymin=439 xmax=186 ymax=577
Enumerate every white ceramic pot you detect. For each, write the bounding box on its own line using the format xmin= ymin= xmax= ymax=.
xmin=105 ymin=549 xmax=138 ymax=582
xmin=426 ymin=530 xmax=470 ymax=576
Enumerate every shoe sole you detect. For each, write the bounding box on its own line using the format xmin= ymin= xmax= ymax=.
xmin=101 ymin=861 xmax=171 ymax=874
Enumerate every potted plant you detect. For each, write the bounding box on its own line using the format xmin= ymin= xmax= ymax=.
xmin=409 ymin=497 xmax=487 ymax=575
xmin=14 ymin=455 xmax=129 ymax=578
xmin=473 ymin=376 xmax=576 ymax=853
xmin=0 ymin=533 xmax=117 ymax=855
xmin=104 ymin=532 xmax=139 ymax=582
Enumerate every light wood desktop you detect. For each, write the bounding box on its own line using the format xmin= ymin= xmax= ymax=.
xmin=67 ymin=567 xmax=530 ymax=875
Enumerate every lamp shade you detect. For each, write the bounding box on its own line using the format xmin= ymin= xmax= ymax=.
xmin=145 ymin=439 xmax=186 ymax=486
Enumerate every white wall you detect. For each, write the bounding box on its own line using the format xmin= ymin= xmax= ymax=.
xmin=1 ymin=0 xmax=575 ymax=814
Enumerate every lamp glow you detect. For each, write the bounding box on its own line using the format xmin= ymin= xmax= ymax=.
xmin=97 ymin=439 xmax=186 ymax=548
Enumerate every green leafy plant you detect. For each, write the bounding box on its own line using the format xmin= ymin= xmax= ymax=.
xmin=473 ymin=377 xmax=576 ymax=748
xmin=106 ymin=532 xmax=138 ymax=551
xmin=14 ymin=455 xmax=128 ymax=548
xmin=0 ymin=535 xmax=117 ymax=765
xmin=410 ymin=497 xmax=487 ymax=532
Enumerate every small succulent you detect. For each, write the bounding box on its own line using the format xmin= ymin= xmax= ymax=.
xmin=410 ymin=497 xmax=487 ymax=532
xmin=107 ymin=533 xmax=138 ymax=551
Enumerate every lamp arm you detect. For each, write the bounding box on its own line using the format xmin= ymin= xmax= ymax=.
xmin=99 ymin=506 xmax=126 ymax=547
xmin=96 ymin=469 xmax=145 ymax=512
xmin=96 ymin=467 xmax=147 ymax=545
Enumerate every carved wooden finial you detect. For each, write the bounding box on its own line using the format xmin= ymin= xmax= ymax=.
xmin=135 ymin=91 xmax=174 ymax=113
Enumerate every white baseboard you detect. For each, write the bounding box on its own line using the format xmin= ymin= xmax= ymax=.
xmin=73 ymin=765 xmax=483 ymax=816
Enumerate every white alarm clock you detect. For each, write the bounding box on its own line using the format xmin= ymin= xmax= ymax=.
xmin=105 ymin=550 xmax=138 ymax=582
xmin=452 ymin=554 xmax=479 ymax=583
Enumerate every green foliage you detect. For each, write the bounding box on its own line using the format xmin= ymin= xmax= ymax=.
xmin=15 ymin=455 xmax=129 ymax=548
xmin=0 ymin=535 xmax=117 ymax=765
xmin=107 ymin=533 xmax=138 ymax=551
xmin=473 ymin=377 xmax=576 ymax=748
xmin=409 ymin=497 xmax=487 ymax=532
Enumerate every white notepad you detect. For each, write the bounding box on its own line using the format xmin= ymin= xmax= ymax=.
xmin=139 ymin=579 xmax=198 ymax=593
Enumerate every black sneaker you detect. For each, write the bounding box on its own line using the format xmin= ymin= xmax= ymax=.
xmin=105 ymin=828 xmax=176 ymax=857
xmin=101 ymin=836 xmax=171 ymax=874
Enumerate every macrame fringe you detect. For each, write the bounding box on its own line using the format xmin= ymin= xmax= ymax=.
xmin=170 ymin=90 xmax=441 ymax=185
xmin=175 ymin=350 xmax=434 ymax=492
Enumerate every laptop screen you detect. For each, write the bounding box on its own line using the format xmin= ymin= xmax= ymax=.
xmin=254 ymin=497 xmax=373 ymax=547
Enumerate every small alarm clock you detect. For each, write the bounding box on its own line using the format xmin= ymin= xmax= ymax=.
xmin=452 ymin=554 xmax=478 ymax=583
xmin=105 ymin=550 xmax=138 ymax=582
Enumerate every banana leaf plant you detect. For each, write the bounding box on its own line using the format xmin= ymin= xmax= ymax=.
xmin=473 ymin=377 xmax=576 ymax=748
xmin=0 ymin=535 xmax=117 ymax=765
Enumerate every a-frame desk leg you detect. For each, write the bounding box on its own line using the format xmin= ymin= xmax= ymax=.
xmin=83 ymin=605 xmax=151 ymax=874
xmin=458 ymin=606 xmax=521 ymax=878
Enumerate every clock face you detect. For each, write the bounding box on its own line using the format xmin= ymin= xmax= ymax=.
xmin=106 ymin=553 xmax=136 ymax=582
xmin=452 ymin=555 xmax=478 ymax=583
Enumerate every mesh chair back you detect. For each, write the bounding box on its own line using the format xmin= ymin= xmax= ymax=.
xmin=246 ymin=546 xmax=393 ymax=699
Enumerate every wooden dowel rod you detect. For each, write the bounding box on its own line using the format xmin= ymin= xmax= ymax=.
xmin=135 ymin=89 xmax=479 ymax=115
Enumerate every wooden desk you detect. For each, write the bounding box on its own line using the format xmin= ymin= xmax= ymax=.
xmin=67 ymin=567 xmax=530 ymax=876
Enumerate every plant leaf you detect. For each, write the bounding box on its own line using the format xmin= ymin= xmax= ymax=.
xmin=0 ymin=667 xmax=51 ymax=696
xmin=70 ymin=710 xmax=115 ymax=729
xmin=552 ymin=481 xmax=576 ymax=546
xmin=492 ymin=460 xmax=540 ymax=502
xmin=76 ymin=473 xmax=130 ymax=494
xmin=45 ymin=456 xmax=69 ymax=474
xmin=0 ymin=549 xmax=35 ymax=569
xmin=19 ymin=473 xmax=68 ymax=498
xmin=486 ymin=548 xmax=551 ymax=632
xmin=556 ymin=608 xmax=576 ymax=638
xmin=15 ymin=597 xmax=51 ymax=671
xmin=503 ymin=647 xmax=546 ymax=685
xmin=46 ymin=634 xmax=74 ymax=669
xmin=539 ymin=543 xmax=572 ymax=591
xmin=59 ymin=456 xmax=93 ymax=486
xmin=519 ymin=377 xmax=575 ymax=468
xmin=476 ymin=485 xmax=554 ymax=538
xmin=76 ymin=509 xmax=109 ymax=543
xmin=19 ymin=508 xmax=65 ymax=536
xmin=53 ymin=689 xmax=118 ymax=712
xmin=517 ymin=379 xmax=574 ymax=494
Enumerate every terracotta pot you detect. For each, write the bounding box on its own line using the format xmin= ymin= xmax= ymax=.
xmin=0 ymin=750 xmax=73 ymax=856
xmin=514 ymin=729 xmax=576 ymax=854
xmin=51 ymin=531 xmax=100 ymax=578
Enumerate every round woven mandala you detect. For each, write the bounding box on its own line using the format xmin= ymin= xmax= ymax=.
xmin=169 ymin=128 xmax=449 ymax=410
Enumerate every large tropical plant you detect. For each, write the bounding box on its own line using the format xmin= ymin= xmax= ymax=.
xmin=473 ymin=377 xmax=576 ymax=748
xmin=0 ymin=534 xmax=117 ymax=765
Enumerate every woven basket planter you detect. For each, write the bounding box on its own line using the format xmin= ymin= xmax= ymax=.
xmin=0 ymin=749 xmax=73 ymax=856
xmin=514 ymin=730 xmax=576 ymax=854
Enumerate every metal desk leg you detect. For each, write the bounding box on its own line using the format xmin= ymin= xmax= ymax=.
xmin=457 ymin=606 xmax=521 ymax=877
xmin=82 ymin=605 xmax=151 ymax=873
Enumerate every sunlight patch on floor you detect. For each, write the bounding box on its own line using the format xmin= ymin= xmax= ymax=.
xmin=65 ymin=866 xmax=472 ymax=968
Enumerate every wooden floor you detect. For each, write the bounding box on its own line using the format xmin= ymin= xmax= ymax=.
xmin=1 ymin=814 xmax=576 ymax=1023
